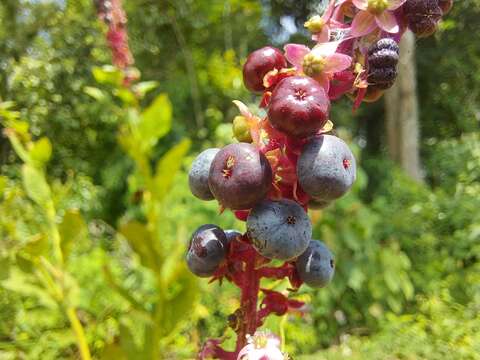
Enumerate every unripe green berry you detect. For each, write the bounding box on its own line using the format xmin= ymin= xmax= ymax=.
xmin=233 ymin=116 xmax=252 ymax=143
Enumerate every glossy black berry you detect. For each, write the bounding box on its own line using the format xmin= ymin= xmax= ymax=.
xmin=186 ymin=224 xmax=228 ymax=277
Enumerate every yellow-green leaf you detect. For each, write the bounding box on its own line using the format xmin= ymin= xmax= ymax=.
xmin=119 ymin=221 xmax=159 ymax=271
xmin=22 ymin=164 xmax=51 ymax=206
xmin=59 ymin=210 xmax=88 ymax=260
xmin=138 ymin=94 xmax=172 ymax=150
xmin=162 ymin=266 xmax=199 ymax=336
xmin=84 ymin=86 xmax=106 ymax=101
xmin=29 ymin=137 xmax=52 ymax=165
xmin=153 ymin=138 xmax=191 ymax=201
xmin=132 ymin=81 xmax=159 ymax=98
xmin=92 ymin=65 xmax=123 ymax=86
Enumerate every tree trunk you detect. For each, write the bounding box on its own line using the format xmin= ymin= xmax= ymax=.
xmin=385 ymin=30 xmax=423 ymax=182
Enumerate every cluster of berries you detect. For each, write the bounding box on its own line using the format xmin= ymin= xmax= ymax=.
xmin=186 ymin=0 xmax=451 ymax=358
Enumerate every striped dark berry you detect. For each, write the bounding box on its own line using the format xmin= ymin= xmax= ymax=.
xmin=403 ymin=0 xmax=443 ymax=38
xmin=367 ymin=38 xmax=399 ymax=90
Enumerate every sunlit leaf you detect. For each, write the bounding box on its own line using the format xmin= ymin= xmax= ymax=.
xmin=92 ymin=65 xmax=123 ymax=86
xmin=153 ymin=138 xmax=190 ymax=201
xmin=132 ymin=81 xmax=159 ymax=98
xmin=22 ymin=164 xmax=51 ymax=206
xmin=83 ymin=86 xmax=106 ymax=101
xmin=59 ymin=210 xmax=88 ymax=260
xmin=138 ymin=94 xmax=172 ymax=150
xmin=29 ymin=137 xmax=52 ymax=166
xmin=119 ymin=221 xmax=159 ymax=270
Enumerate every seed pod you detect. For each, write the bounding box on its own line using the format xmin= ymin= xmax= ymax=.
xmin=367 ymin=38 xmax=399 ymax=90
xmin=403 ymin=0 xmax=443 ymax=38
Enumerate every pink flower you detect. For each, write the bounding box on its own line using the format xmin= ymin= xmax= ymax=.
xmin=304 ymin=0 xmax=337 ymax=43
xmin=350 ymin=0 xmax=406 ymax=37
xmin=284 ymin=42 xmax=352 ymax=92
xmin=237 ymin=331 xmax=287 ymax=360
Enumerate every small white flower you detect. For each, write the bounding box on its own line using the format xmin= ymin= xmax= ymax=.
xmin=237 ymin=331 xmax=287 ymax=360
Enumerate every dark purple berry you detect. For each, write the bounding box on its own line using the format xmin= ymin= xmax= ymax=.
xmin=189 ymin=148 xmax=220 ymax=201
xmin=296 ymin=240 xmax=335 ymax=288
xmin=247 ymin=199 xmax=311 ymax=260
xmin=367 ymin=38 xmax=399 ymax=90
xmin=268 ymin=76 xmax=330 ymax=138
xmin=297 ymin=135 xmax=356 ymax=202
xmin=243 ymin=46 xmax=287 ymax=93
xmin=403 ymin=0 xmax=443 ymax=38
xmin=208 ymin=143 xmax=272 ymax=210
xmin=186 ymin=224 xmax=228 ymax=277
xmin=438 ymin=0 xmax=453 ymax=14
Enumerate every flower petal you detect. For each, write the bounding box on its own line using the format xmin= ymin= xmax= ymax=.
xmin=350 ymin=11 xmax=376 ymax=37
xmin=387 ymin=0 xmax=407 ymax=10
xmin=322 ymin=0 xmax=337 ymax=21
xmin=375 ymin=11 xmax=399 ymax=33
xmin=312 ymin=26 xmax=330 ymax=43
xmin=352 ymin=0 xmax=368 ymax=10
xmin=311 ymin=40 xmax=342 ymax=57
xmin=284 ymin=44 xmax=310 ymax=69
xmin=324 ymin=53 xmax=352 ymax=74
xmin=315 ymin=72 xmax=331 ymax=93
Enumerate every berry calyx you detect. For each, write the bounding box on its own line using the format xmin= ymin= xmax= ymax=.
xmin=268 ymin=76 xmax=330 ymax=138
xmin=243 ymin=47 xmax=287 ymax=93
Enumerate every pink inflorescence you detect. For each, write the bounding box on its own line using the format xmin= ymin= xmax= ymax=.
xmin=187 ymin=1 xmax=451 ymax=358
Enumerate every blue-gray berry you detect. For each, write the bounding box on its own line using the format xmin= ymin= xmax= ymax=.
xmin=296 ymin=240 xmax=335 ymax=288
xmin=297 ymin=135 xmax=356 ymax=202
xmin=189 ymin=148 xmax=220 ymax=201
xmin=247 ymin=199 xmax=311 ymax=260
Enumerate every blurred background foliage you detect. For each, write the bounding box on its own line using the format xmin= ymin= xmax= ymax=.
xmin=0 ymin=0 xmax=479 ymax=359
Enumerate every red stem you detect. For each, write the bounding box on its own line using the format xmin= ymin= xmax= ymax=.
xmin=235 ymin=252 xmax=260 ymax=353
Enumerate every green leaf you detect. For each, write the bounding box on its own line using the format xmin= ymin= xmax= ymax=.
xmin=0 ymin=176 xmax=6 ymax=198
xmin=22 ymin=234 xmax=49 ymax=257
xmin=138 ymin=94 xmax=172 ymax=150
xmin=153 ymin=138 xmax=191 ymax=201
xmin=119 ymin=221 xmax=159 ymax=271
xmin=1 ymin=268 xmax=57 ymax=309
xmin=58 ymin=210 xmax=88 ymax=260
xmin=132 ymin=81 xmax=159 ymax=98
xmin=29 ymin=137 xmax=52 ymax=165
xmin=92 ymin=65 xmax=123 ymax=86
xmin=162 ymin=265 xmax=199 ymax=336
xmin=113 ymin=88 xmax=137 ymax=105
xmin=22 ymin=164 xmax=51 ymax=206
xmin=83 ymin=86 xmax=106 ymax=101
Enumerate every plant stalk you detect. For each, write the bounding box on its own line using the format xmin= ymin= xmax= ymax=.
xmin=66 ymin=307 xmax=92 ymax=360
